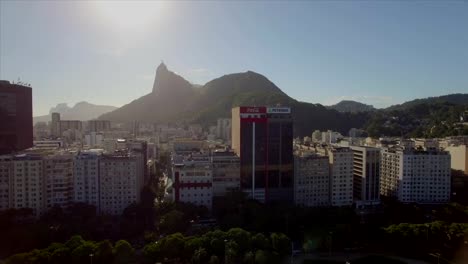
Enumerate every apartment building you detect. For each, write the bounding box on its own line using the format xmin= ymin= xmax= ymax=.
xmin=10 ymin=154 xmax=45 ymax=216
xmin=73 ymin=151 xmax=101 ymax=211
xmin=0 ymin=155 xmax=12 ymax=211
xmin=99 ymin=151 xmax=144 ymax=215
xmin=294 ymin=152 xmax=330 ymax=207
xmin=44 ymin=153 xmax=74 ymax=209
xmin=380 ymin=147 xmax=451 ymax=203
xmin=328 ymin=147 xmax=354 ymax=206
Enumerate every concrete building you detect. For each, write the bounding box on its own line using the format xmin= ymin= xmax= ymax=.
xmin=10 ymin=154 xmax=45 ymax=216
xmin=172 ymin=154 xmax=213 ymax=209
xmin=211 ymin=150 xmax=240 ymax=197
xmin=73 ymin=151 xmax=101 ymax=212
xmin=232 ymin=106 xmax=294 ymax=203
xmin=445 ymin=145 xmax=468 ymax=175
xmin=328 ymin=147 xmax=354 ymax=206
xmin=0 ymin=80 xmax=33 ymax=154
xmin=294 ymin=153 xmax=330 ymax=207
xmin=380 ymin=147 xmax=451 ymax=203
xmin=99 ymin=151 xmax=144 ymax=215
xmin=216 ymin=118 xmax=232 ymax=143
xmin=87 ymin=120 xmax=111 ymax=133
xmin=0 ymin=155 xmax=13 ymax=211
xmin=350 ymin=146 xmax=380 ymax=206
xmin=85 ymin=132 xmax=104 ymax=147
xmin=44 ymin=153 xmax=74 ymax=209
xmin=50 ymin=112 xmax=83 ymax=138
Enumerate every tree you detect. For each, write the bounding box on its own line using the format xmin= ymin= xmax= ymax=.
xmin=95 ymin=240 xmax=113 ymax=264
xmin=65 ymin=235 xmax=85 ymax=251
xmin=159 ymin=210 xmax=187 ymax=234
xmin=192 ymin=247 xmax=208 ymax=264
xmin=270 ymin=233 xmax=291 ymax=256
xmin=71 ymin=241 xmax=96 ymax=264
xmin=113 ymin=240 xmax=135 ymax=264
xmin=251 ymin=233 xmax=269 ymax=250
xmin=243 ymin=251 xmax=255 ymax=264
xmin=208 ymin=255 xmax=220 ymax=264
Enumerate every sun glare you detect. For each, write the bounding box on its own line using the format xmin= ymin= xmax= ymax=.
xmin=93 ymin=1 xmax=164 ymax=31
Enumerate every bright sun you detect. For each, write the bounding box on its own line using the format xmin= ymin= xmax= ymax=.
xmin=93 ymin=1 xmax=164 ymax=31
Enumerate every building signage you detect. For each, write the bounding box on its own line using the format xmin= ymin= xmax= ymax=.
xmin=267 ymin=107 xmax=291 ymax=114
xmin=239 ymin=106 xmax=266 ymax=114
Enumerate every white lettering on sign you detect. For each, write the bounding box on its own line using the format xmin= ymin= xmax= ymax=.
xmin=267 ymin=107 xmax=291 ymax=114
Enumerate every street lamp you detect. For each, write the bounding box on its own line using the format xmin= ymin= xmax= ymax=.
xmin=89 ymin=253 xmax=94 ymax=264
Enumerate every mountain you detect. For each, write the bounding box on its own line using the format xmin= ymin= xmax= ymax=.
xmin=364 ymin=94 xmax=468 ymax=138
xmin=385 ymin=94 xmax=468 ymax=111
xmin=34 ymin=102 xmax=117 ymax=124
xmin=327 ymin=100 xmax=375 ymax=113
xmin=99 ymin=63 xmax=368 ymax=136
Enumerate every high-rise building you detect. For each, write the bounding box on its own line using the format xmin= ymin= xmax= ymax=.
xmin=10 ymin=154 xmax=45 ymax=217
xmin=44 ymin=154 xmax=74 ymax=209
xmin=350 ymin=146 xmax=380 ymax=206
xmin=216 ymin=118 xmax=232 ymax=142
xmin=74 ymin=151 xmax=101 ymax=212
xmin=294 ymin=153 xmax=330 ymax=207
xmin=0 ymin=81 xmax=33 ymax=154
xmin=231 ymin=106 xmax=293 ymax=203
xmin=87 ymin=120 xmax=111 ymax=133
xmin=50 ymin=112 xmax=82 ymax=139
xmin=0 ymin=155 xmax=13 ymax=211
xmin=380 ymin=147 xmax=451 ymax=203
xmin=99 ymin=151 xmax=144 ymax=215
xmin=328 ymin=147 xmax=354 ymax=206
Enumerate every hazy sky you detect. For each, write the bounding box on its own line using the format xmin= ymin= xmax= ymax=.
xmin=1 ymin=1 xmax=467 ymax=116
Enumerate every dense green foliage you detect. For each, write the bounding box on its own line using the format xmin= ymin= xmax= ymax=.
xmin=365 ymin=102 xmax=468 ymax=138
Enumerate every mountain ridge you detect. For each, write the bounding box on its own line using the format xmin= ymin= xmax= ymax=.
xmin=34 ymin=101 xmax=117 ymax=124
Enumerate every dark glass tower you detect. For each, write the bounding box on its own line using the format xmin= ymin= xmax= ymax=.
xmin=0 ymin=81 xmax=33 ymax=154
xmin=232 ymin=106 xmax=293 ymax=203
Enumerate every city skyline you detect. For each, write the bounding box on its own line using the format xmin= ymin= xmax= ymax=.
xmin=1 ymin=1 xmax=467 ymax=116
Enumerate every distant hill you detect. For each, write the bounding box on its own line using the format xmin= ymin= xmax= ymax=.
xmin=327 ymin=100 xmax=375 ymax=113
xmin=99 ymin=63 xmax=368 ymax=136
xmin=34 ymin=102 xmax=117 ymax=124
xmin=385 ymin=94 xmax=468 ymax=111
xmin=364 ymin=94 xmax=468 ymax=138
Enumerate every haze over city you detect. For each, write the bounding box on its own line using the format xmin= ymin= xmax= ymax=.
xmin=1 ymin=1 xmax=467 ymax=116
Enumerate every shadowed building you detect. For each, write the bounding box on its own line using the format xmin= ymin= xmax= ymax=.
xmin=232 ymin=106 xmax=294 ymax=203
xmin=0 ymin=81 xmax=33 ymax=154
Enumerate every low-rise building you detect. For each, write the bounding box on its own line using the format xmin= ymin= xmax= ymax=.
xmin=172 ymin=153 xmax=213 ymax=209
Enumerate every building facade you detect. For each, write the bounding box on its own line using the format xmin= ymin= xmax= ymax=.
xmin=211 ymin=150 xmax=240 ymax=197
xmin=172 ymin=154 xmax=213 ymax=209
xmin=294 ymin=153 xmax=330 ymax=207
xmin=380 ymin=147 xmax=451 ymax=203
xmin=99 ymin=151 xmax=144 ymax=215
xmin=44 ymin=154 xmax=74 ymax=209
xmin=232 ymin=106 xmax=294 ymax=203
xmin=0 ymin=81 xmax=33 ymax=154
xmin=73 ymin=151 xmax=101 ymax=211
xmin=350 ymin=146 xmax=380 ymax=205
xmin=328 ymin=147 xmax=354 ymax=206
